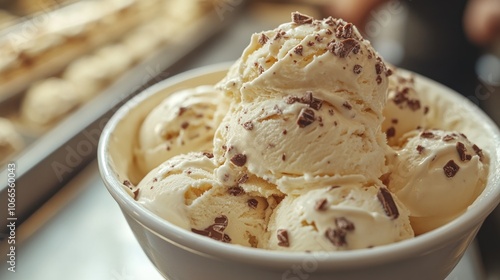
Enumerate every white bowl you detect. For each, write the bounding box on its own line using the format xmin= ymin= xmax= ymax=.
xmin=98 ymin=63 xmax=500 ymax=280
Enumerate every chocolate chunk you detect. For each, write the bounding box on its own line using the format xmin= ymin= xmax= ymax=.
xmin=300 ymin=91 xmax=323 ymax=110
xmin=297 ymin=108 xmax=315 ymax=127
xmin=416 ymin=145 xmax=425 ymax=154
xmin=328 ymin=185 xmax=341 ymax=191
xmin=336 ymin=23 xmax=353 ymax=39
xmin=375 ymin=63 xmax=383 ymax=75
xmin=181 ymin=122 xmax=189 ymax=129
xmin=258 ymin=33 xmax=269 ymax=45
xmin=228 ymin=186 xmax=244 ymax=196
xmin=282 ymin=154 xmax=286 ymax=161
xmin=238 ymin=173 xmax=249 ymax=184
xmin=133 ymin=189 xmax=139 ymax=200
xmin=325 ymin=228 xmax=347 ymax=247
xmin=230 ymin=154 xmax=247 ymax=166
xmin=307 ymin=41 xmax=315 ymax=46
xmin=178 ymin=107 xmax=187 ymax=116
xmin=443 ymin=135 xmax=455 ymax=142
xmin=314 ymin=198 xmax=328 ymax=211
xmin=294 ymin=45 xmax=303 ymax=55
xmin=123 ymin=180 xmax=132 ymax=188
xmin=407 ymin=100 xmax=421 ymax=111
xmin=203 ymin=152 xmax=214 ymax=158
xmin=314 ymin=33 xmax=322 ymax=42
xmin=376 ymin=75 xmax=382 ymax=85
xmin=335 ymin=217 xmax=355 ymax=231
xmin=191 ymin=215 xmax=231 ymax=243
xmin=456 ymin=142 xmax=472 ymax=161
xmin=277 ymin=229 xmax=290 ymax=247
xmin=329 ymin=38 xmax=360 ymax=58
xmin=353 ymin=64 xmax=362 ymax=74
xmin=377 ymin=187 xmax=399 ymax=219
xmin=472 ymin=144 xmax=484 ymax=162
xmin=274 ymin=29 xmax=286 ymax=40
xmin=243 ymin=121 xmax=254 ymax=130
xmin=342 ymin=101 xmax=352 ymax=110
xmin=247 ymin=198 xmax=259 ymax=209
xmin=386 ymin=127 xmax=396 ymax=138
xmin=292 ymin=12 xmax=313 ymax=24
xmin=443 ymin=160 xmax=460 ymax=178
xmin=420 ymin=131 xmax=435 ymax=139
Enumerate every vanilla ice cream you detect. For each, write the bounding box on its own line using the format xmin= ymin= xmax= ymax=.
xmin=136 ymin=152 xmax=280 ymax=248
xmin=136 ymin=85 xmax=229 ymax=175
xmin=382 ymin=68 xmax=428 ymax=146
xmin=21 ymin=77 xmax=83 ymax=126
xmin=267 ymin=183 xmax=413 ymax=251
xmin=0 ymin=118 xmax=24 ymax=164
xmin=387 ymin=129 xmax=489 ymax=234
xmin=214 ymin=13 xmax=391 ymax=189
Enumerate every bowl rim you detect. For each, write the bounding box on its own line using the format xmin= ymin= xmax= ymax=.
xmin=97 ymin=62 xmax=500 ymax=270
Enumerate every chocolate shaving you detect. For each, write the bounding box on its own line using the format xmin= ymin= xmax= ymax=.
xmin=133 ymin=189 xmax=139 ymax=200
xmin=342 ymin=101 xmax=352 ymax=110
xmin=424 ymin=106 xmax=429 ymax=114
xmin=329 ymin=38 xmax=360 ymax=58
xmin=230 ymin=154 xmax=247 ymax=166
xmin=420 ymin=131 xmax=435 ymax=139
xmin=123 ymin=180 xmax=132 ymax=188
xmin=335 ymin=217 xmax=355 ymax=231
xmin=292 ymin=12 xmax=313 ymax=24
xmin=443 ymin=160 xmax=460 ymax=178
xmin=325 ymin=228 xmax=347 ymax=247
xmin=386 ymin=127 xmax=396 ymax=138
xmin=282 ymin=154 xmax=286 ymax=161
xmin=407 ymin=100 xmax=421 ymax=111
xmin=228 ymin=186 xmax=245 ymax=196
xmin=300 ymin=91 xmax=323 ymax=110
xmin=314 ymin=198 xmax=328 ymax=211
xmin=258 ymin=33 xmax=269 ymax=45
xmin=294 ymin=45 xmax=303 ymax=55
xmin=376 ymin=75 xmax=382 ymax=85
xmin=203 ymin=152 xmax=214 ymax=158
xmin=328 ymin=185 xmax=341 ymax=191
xmin=472 ymin=144 xmax=485 ymax=162
xmin=297 ymin=108 xmax=315 ymax=127
xmin=443 ymin=135 xmax=455 ymax=142
xmin=377 ymin=187 xmax=399 ymax=219
xmin=238 ymin=173 xmax=249 ymax=184
xmin=456 ymin=142 xmax=472 ymax=161
xmin=181 ymin=122 xmax=189 ymax=129
xmin=243 ymin=121 xmax=254 ymax=130
xmin=335 ymin=23 xmax=353 ymax=39
xmin=191 ymin=215 xmax=231 ymax=243
xmin=247 ymin=198 xmax=259 ymax=209
xmin=416 ymin=145 xmax=425 ymax=154
xmin=277 ymin=229 xmax=290 ymax=247
xmin=353 ymin=64 xmax=362 ymax=74
xmin=375 ymin=62 xmax=383 ymax=75
xmin=178 ymin=107 xmax=187 ymax=116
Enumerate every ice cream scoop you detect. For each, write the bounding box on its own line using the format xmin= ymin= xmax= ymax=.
xmin=136 ymin=85 xmax=229 ymax=176
xmin=267 ymin=183 xmax=413 ymax=251
xmin=21 ymin=77 xmax=83 ymax=126
xmin=214 ymin=12 xmax=391 ymax=188
xmin=382 ymin=68 xmax=429 ymax=146
xmin=387 ymin=129 xmax=489 ymax=234
xmin=136 ymin=152 xmax=279 ymax=248
xmin=0 ymin=118 xmax=24 ymax=164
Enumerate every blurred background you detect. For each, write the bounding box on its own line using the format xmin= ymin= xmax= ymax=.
xmin=0 ymin=0 xmax=498 ymax=279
